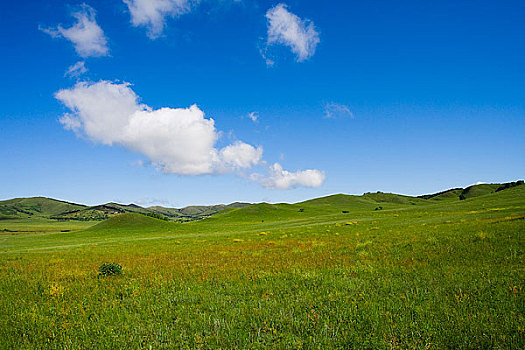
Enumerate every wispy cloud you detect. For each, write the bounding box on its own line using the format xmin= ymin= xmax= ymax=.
xmin=324 ymin=102 xmax=353 ymax=119
xmin=135 ymin=197 xmax=171 ymax=206
xmin=130 ymin=159 xmax=145 ymax=167
xmin=123 ymin=0 xmax=197 ymax=39
xmin=264 ymin=3 xmax=320 ymax=63
xmin=247 ymin=111 xmax=259 ymax=123
xmin=64 ymin=61 xmax=88 ymax=78
xmin=40 ymin=4 xmax=109 ymax=58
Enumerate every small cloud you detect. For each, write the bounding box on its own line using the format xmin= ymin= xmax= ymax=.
xmin=247 ymin=111 xmax=259 ymax=123
xmin=264 ymin=3 xmax=320 ymax=63
xmin=40 ymin=4 xmax=109 ymax=58
xmin=65 ymin=61 xmax=88 ymax=78
xmin=250 ymin=162 xmax=325 ymax=190
xmin=324 ymin=102 xmax=353 ymax=119
xmin=130 ymin=159 xmax=145 ymax=167
xmin=217 ymin=141 xmax=263 ymax=172
xmin=135 ymin=197 xmax=170 ymax=206
xmin=123 ymin=0 xmax=196 ymax=39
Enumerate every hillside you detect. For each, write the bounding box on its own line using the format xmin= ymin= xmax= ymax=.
xmin=0 ymin=197 xmax=86 ymax=219
xmin=47 ymin=201 xmax=249 ymax=222
xmin=88 ymin=213 xmax=176 ymax=233
xmin=149 ymin=202 xmax=250 ymax=221
xmin=419 ymin=180 xmax=524 ymax=201
xmin=1 ymin=180 xmax=522 ymax=223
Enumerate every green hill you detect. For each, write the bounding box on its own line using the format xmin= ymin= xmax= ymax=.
xmin=418 ymin=188 xmax=464 ymax=201
xmin=1 ymin=180 xmax=522 ymax=223
xmin=419 ymin=180 xmax=524 ymax=201
xmin=52 ymin=202 xmax=151 ymax=221
xmin=150 ymin=202 xmax=250 ymax=221
xmin=88 ymin=213 xmax=175 ymax=233
xmin=0 ymin=197 xmax=86 ymax=219
xmin=299 ymin=194 xmax=372 ymax=209
xmin=361 ymin=192 xmax=426 ymax=205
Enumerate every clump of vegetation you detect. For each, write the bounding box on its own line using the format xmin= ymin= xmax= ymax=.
xmin=98 ymin=262 xmax=122 ymax=276
xmin=496 ymin=180 xmax=524 ymax=192
xmin=144 ymin=212 xmax=170 ymax=221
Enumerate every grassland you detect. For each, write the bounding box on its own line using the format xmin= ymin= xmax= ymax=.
xmin=0 ymin=186 xmax=524 ymax=349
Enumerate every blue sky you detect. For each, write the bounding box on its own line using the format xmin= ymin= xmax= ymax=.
xmin=1 ymin=0 xmax=524 ymax=207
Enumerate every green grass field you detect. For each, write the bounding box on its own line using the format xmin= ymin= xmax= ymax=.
xmin=1 ymin=186 xmax=524 ymax=349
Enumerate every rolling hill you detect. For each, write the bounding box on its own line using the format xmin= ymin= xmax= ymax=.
xmin=1 ymin=180 xmax=522 ymax=223
xmin=0 ymin=197 xmax=86 ymax=219
xmin=418 ymin=180 xmax=524 ymax=201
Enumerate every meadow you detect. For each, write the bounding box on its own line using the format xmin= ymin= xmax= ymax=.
xmin=0 ymin=186 xmax=524 ymax=349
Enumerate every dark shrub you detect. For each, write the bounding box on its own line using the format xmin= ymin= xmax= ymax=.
xmin=98 ymin=262 xmax=122 ymax=276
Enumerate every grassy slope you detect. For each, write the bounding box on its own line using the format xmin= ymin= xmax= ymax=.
xmin=0 ymin=197 xmax=86 ymax=219
xmin=0 ymin=187 xmax=524 ymax=348
xmin=460 ymin=183 xmax=501 ymax=200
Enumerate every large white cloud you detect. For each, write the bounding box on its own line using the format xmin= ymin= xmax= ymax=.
xmin=123 ymin=0 xmax=197 ymax=39
xmin=55 ymin=80 xmax=260 ymax=175
xmin=265 ymin=4 xmax=320 ymax=62
xmin=252 ymin=163 xmax=325 ymax=190
xmin=56 ymin=80 xmax=324 ymax=188
xmin=40 ymin=5 xmax=109 ymax=58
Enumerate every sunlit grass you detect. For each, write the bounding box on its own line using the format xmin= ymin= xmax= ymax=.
xmin=1 ymin=187 xmax=524 ymax=348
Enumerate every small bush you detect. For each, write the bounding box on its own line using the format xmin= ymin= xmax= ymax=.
xmin=98 ymin=262 xmax=122 ymax=276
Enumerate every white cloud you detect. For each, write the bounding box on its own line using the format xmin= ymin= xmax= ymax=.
xmin=219 ymin=141 xmax=263 ymax=170
xmin=65 ymin=61 xmax=88 ymax=78
xmin=56 ymin=80 xmax=325 ymax=189
xmin=324 ymin=102 xmax=353 ymax=119
xmin=265 ymin=3 xmax=320 ymax=62
xmin=130 ymin=159 xmax=145 ymax=167
xmin=247 ymin=111 xmax=258 ymax=123
xmin=123 ymin=0 xmax=197 ymax=39
xmin=40 ymin=4 xmax=109 ymax=58
xmin=55 ymin=80 xmax=262 ymax=175
xmin=135 ymin=197 xmax=170 ymax=206
xmin=252 ymin=163 xmax=325 ymax=190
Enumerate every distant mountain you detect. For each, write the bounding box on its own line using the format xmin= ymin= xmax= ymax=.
xmin=1 ymin=180 xmax=521 ymax=222
xmin=0 ymin=196 xmax=250 ymax=222
xmin=149 ymin=202 xmax=250 ymax=221
xmin=50 ymin=202 xmax=150 ymax=221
